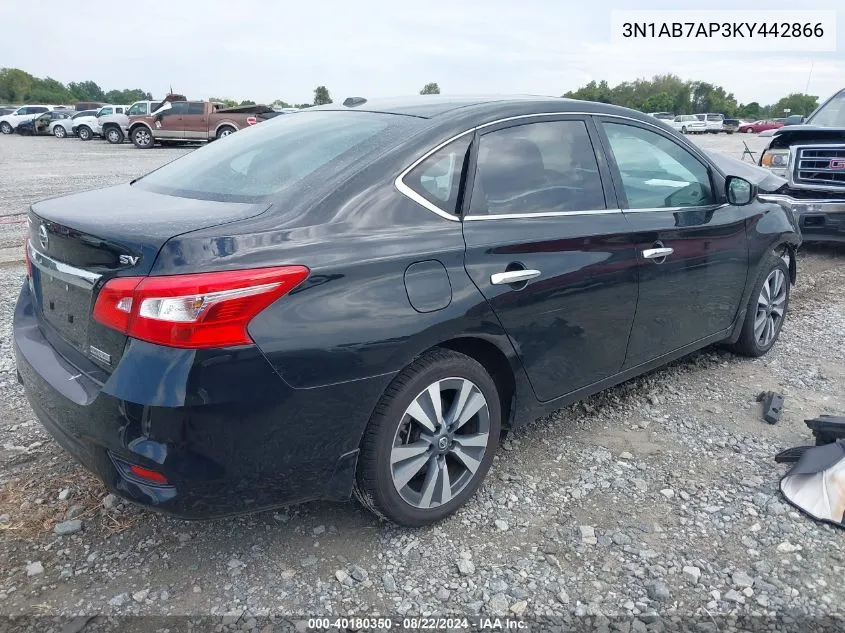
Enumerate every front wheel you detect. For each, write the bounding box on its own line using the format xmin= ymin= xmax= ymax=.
xmin=77 ymin=125 xmax=92 ymax=141
xmin=0 ymin=121 xmax=12 ymax=134
xmin=131 ymin=127 xmax=154 ymax=149
xmin=105 ymin=127 xmax=124 ymax=144
xmin=728 ymin=253 xmax=790 ymax=357
xmin=745 ymin=128 xmax=755 ymax=133
xmin=354 ymin=348 xmax=501 ymax=526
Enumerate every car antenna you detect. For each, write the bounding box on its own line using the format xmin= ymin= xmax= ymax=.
xmin=343 ymin=97 xmax=367 ymax=107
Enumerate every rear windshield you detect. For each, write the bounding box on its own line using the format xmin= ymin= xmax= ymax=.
xmin=134 ymin=111 xmax=420 ymax=203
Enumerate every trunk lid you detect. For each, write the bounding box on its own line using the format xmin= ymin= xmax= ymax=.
xmin=28 ymin=184 xmax=270 ymax=373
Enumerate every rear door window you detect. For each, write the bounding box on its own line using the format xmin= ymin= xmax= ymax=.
xmin=186 ymin=102 xmax=205 ymax=115
xmin=468 ymin=120 xmax=606 ymax=216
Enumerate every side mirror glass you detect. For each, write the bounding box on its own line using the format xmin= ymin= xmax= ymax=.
xmin=727 ymin=176 xmax=754 ymax=205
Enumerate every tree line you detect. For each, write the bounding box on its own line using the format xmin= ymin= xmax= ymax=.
xmin=0 ymin=68 xmax=152 ymax=106
xmin=562 ymin=74 xmax=819 ymax=119
xmin=12 ymin=66 xmax=815 ymax=120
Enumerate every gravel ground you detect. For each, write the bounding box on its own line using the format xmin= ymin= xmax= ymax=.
xmin=1 ymin=131 xmax=844 ymax=629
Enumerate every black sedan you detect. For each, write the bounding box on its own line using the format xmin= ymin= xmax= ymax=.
xmin=15 ymin=96 xmax=800 ymax=526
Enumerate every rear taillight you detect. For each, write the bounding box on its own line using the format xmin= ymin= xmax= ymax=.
xmin=93 ymin=266 xmax=309 ymax=349
xmin=246 ymin=116 xmax=257 ymax=125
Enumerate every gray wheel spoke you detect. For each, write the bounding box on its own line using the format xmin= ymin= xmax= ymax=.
xmin=436 ymin=458 xmax=452 ymax=504
xmin=444 ymin=379 xmax=473 ymax=426
xmin=452 ymin=391 xmax=486 ymax=431
xmin=450 ymin=445 xmax=482 ymax=474
xmin=406 ymin=398 xmax=438 ymax=433
xmin=393 ymin=451 xmax=430 ymax=490
xmin=418 ymin=457 xmax=438 ymax=507
xmin=754 ymin=310 xmax=767 ymax=338
xmin=453 ymin=432 xmax=489 ymax=448
xmin=390 ymin=441 xmax=429 ymax=465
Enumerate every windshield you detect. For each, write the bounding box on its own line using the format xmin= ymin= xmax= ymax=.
xmin=134 ymin=111 xmax=421 ymax=203
xmin=807 ymin=90 xmax=845 ymax=127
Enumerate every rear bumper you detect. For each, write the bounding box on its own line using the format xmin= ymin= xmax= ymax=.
xmin=758 ymin=195 xmax=845 ymax=243
xmin=14 ymin=281 xmax=389 ymax=519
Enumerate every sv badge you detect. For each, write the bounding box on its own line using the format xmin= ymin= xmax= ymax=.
xmin=119 ymin=255 xmax=140 ymax=266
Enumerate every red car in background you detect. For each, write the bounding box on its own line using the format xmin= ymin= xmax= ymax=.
xmin=738 ymin=119 xmax=784 ymax=133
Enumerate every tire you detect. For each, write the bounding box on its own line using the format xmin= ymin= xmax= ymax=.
xmin=353 ymin=348 xmax=501 ymax=526
xmin=131 ymin=127 xmax=154 ymax=149
xmin=681 ymin=126 xmax=688 ymax=134
xmin=216 ymin=125 xmax=235 ymax=139
xmin=0 ymin=121 xmax=12 ymax=134
xmin=745 ymin=128 xmax=755 ymax=133
xmin=104 ymin=126 xmax=124 ymax=144
xmin=728 ymin=252 xmax=790 ymax=357
xmin=77 ymin=125 xmax=92 ymax=141
xmin=53 ymin=125 xmax=67 ymax=138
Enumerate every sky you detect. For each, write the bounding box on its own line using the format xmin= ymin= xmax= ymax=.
xmin=1 ymin=0 xmax=843 ymax=107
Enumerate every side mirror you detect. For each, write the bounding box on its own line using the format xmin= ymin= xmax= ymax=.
xmin=726 ymin=176 xmax=755 ymax=205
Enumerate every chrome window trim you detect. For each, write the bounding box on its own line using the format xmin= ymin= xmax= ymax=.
xmin=27 ymin=241 xmax=102 ymax=289
xmin=394 ymin=111 xmax=692 ymax=222
xmin=621 ymin=203 xmax=730 ymax=214
xmin=464 ymin=209 xmax=621 ymax=221
xmin=784 ymin=143 xmax=845 ymax=193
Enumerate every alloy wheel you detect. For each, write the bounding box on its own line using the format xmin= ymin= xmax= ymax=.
xmin=755 ymin=268 xmax=787 ymax=347
xmin=135 ymin=130 xmax=151 ymax=146
xmin=54 ymin=126 xmax=66 ymax=138
xmin=107 ymin=129 xmax=120 ymax=143
xmin=390 ymin=377 xmax=490 ymax=509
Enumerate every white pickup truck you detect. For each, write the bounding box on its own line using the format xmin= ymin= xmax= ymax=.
xmin=99 ymin=100 xmax=164 ymax=144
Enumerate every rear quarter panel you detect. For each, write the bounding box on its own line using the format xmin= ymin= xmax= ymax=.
xmin=152 ymin=176 xmax=521 ymax=390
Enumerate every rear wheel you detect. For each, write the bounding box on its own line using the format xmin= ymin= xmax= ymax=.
xmin=131 ymin=127 xmax=154 ymax=149
xmin=0 ymin=121 xmax=12 ymax=134
xmin=216 ymin=125 xmax=235 ymax=139
xmin=681 ymin=126 xmax=688 ymax=134
xmin=77 ymin=125 xmax=92 ymax=141
xmin=105 ymin=126 xmax=124 ymax=144
xmin=728 ymin=252 xmax=790 ymax=357
xmin=745 ymin=128 xmax=755 ymax=133
xmin=53 ymin=125 xmax=67 ymax=138
xmin=354 ymin=348 xmax=501 ymax=526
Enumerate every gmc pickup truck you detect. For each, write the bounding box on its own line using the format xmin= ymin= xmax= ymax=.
xmin=127 ymin=101 xmax=274 ymax=148
xmin=758 ymin=88 xmax=845 ymax=243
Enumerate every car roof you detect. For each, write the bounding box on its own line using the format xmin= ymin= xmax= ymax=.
xmin=309 ymin=94 xmax=663 ymax=125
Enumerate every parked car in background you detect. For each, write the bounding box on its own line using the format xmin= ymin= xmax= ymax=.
xmin=695 ymin=113 xmax=725 ymax=133
xmin=648 ymin=112 xmax=675 ymax=121
xmin=71 ymin=111 xmax=101 ymax=141
xmin=722 ymin=118 xmax=741 ymax=134
xmin=0 ymin=106 xmax=17 ymax=116
xmin=0 ymin=105 xmax=54 ymax=134
xmin=669 ymin=114 xmax=707 ymax=134
xmin=100 ymin=100 xmax=163 ymax=144
xmin=15 ymin=110 xmax=74 ymax=136
xmin=738 ymin=120 xmax=784 ymax=134
xmin=52 ymin=110 xmax=99 ymax=138
xmin=758 ymin=87 xmax=845 ymax=243
xmin=75 ymin=102 xmax=104 ymax=111
xmin=128 ymin=101 xmax=272 ymax=148
xmin=15 ymin=96 xmax=800 ymax=526
xmin=70 ymin=104 xmax=127 ymax=141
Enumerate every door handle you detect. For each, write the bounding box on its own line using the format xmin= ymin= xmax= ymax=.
xmin=490 ymin=269 xmax=541 ymax=285
xmin=642 ymin=247 xmax=674 ymax=260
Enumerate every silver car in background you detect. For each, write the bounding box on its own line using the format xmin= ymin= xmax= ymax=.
xmin=51 ymin=110 xmax=98 ymax=138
